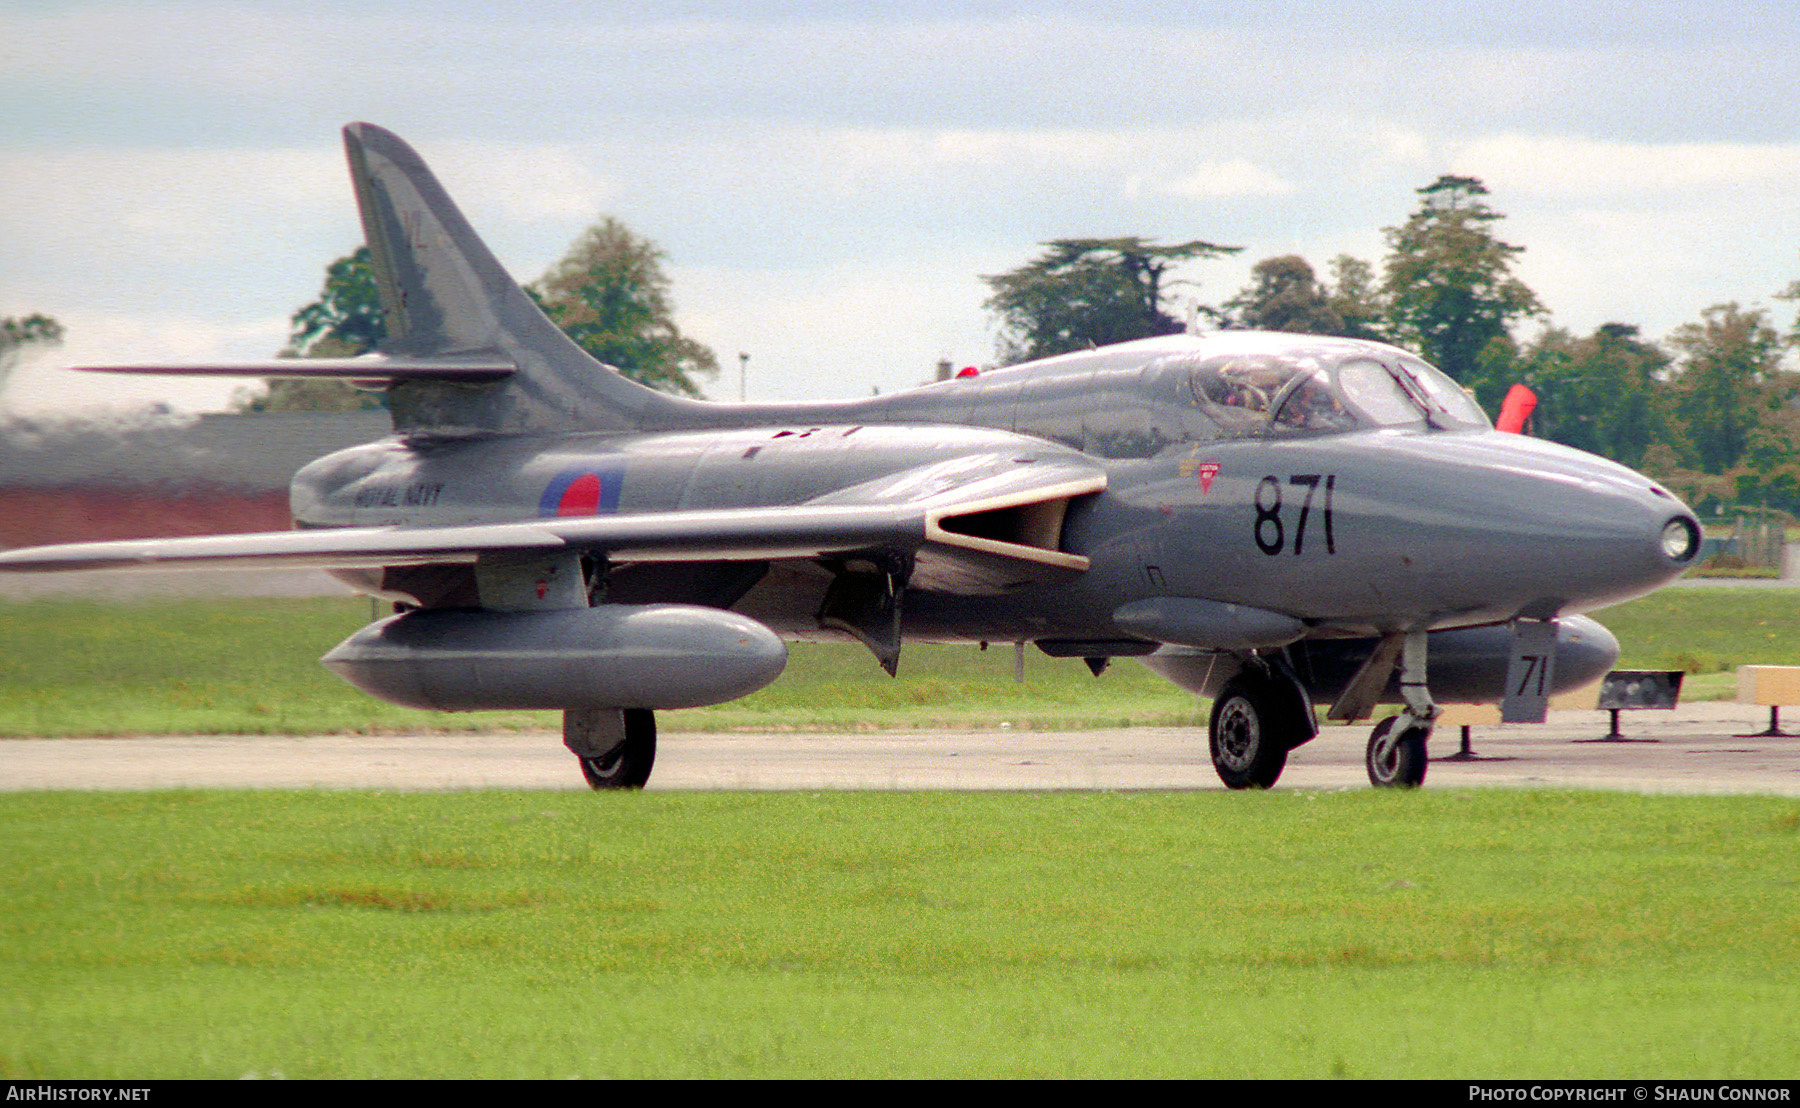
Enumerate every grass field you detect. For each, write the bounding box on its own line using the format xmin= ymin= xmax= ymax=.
xmin=5 ymin=592 xmax=1800 ymax=1078
xmin=3 ymin=788 xmax=1797 ymax=1078
xmin=5 ymin=588 xmax=1800 ymax=737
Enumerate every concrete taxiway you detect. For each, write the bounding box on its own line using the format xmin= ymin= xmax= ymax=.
xmin=2 ymin=700 xmax=1798 ymax=795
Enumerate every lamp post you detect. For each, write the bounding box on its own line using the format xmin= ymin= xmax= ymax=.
xmin=738 ymin=352 xmax=748 ymax=402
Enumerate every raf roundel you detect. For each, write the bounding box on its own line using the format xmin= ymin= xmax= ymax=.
xmin=539 ymin=468 xmax=623 ymax=517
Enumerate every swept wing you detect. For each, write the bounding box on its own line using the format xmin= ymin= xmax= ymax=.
xmin=0 ymin=454 xmax=1103 ymax=592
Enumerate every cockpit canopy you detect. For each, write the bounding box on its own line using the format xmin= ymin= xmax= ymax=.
xmin=985 ymin=337 xmax=1493 ymax=459
xmin=1167 ymin=347 xmax=1490 ymax=439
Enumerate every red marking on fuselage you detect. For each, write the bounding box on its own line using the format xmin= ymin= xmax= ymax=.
xmin=556 ymin=472 xmax=602 ymax=516
xmin=1198 ymin=463 xmax=1220 ymax=493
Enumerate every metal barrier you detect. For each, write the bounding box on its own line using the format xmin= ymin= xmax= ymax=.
xmin=1576 ymin=670 xmax=1684 ymax=743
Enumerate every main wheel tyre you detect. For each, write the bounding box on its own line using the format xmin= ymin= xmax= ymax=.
xmin=577 ymin=708 xmax=657 ymax=790
xmin=1366 ymin=716 xmax=1428 ymax=788
xmin=1208 ymin=674 xmax=1291 ymax=790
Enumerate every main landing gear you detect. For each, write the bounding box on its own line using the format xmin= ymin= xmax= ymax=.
xmin=564 ymin=707 xmax=657 ymax=790
xmin=1208 ymin=666 xmax=1312 ymax=790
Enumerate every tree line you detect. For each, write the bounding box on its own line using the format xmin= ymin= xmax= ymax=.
xmin=983 ymin=174 xmax=1800 ymax=518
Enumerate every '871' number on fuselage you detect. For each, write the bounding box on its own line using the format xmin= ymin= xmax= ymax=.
xmin=1254 ymin=474 xmax=1336 ymax=556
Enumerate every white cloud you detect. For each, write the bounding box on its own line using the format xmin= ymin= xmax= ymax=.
xmin=672 ymin=258 xmax=999 ymax=403
xmin=428 ymin=142 xmax=613 ymax=225
xmin=1453 ymin=134 xmax=1800 ymax=197
xmin=0 ymin=5 xmax=314 ymax=90
xmin=1427 ymin=134 xmax=1800 ymax=340
xmin=1372 ymin=127 xmax=1433 ymax=170
xmin=5 ymin=2 xmax=1799 ymax=414
xmin=1154 ymin=160 xmax=1295 ymax=199
xmin=0 ymin=146 xmax=345 ymax=264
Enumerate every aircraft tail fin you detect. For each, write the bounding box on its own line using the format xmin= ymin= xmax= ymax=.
xmin=342 ymin=122 xmax=693 ymax=435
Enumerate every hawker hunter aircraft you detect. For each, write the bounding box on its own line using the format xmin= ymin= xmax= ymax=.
xmin=0 ymin=124 xmax=1702 ymax=789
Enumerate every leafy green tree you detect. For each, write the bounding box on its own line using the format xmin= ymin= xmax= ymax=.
xmin=1226 ymin=255 xmax=1345 ymax=334
xmin=1380 ymin=175 xmax=1543 ymax=382
xmin=529 ymin=217 xmax=717 ymax=398
xmin=1469 ymin=331 xmax=1525 ymax=414
xmin=983 ymin=237 xmax=1241 ymax=363
xmin=246 ymin=216 xmax=718 ymax=410
xmin=1668 ymin=303 xmax=1787 ymax=473
xmin=237 ymin=248 xmax=385 ymax=412
xmin=1324 ymin=255 xmax=1387 ymax=342
xmin=236 ymin=374 xmax=383 ymax=413
xmin=287 ymin=246 xmax=386 ymax=357
xmin=1 ymin=313 xmax=63 ymax=354
xmin=0 ymin=314 xmax=63 ymax=392
xmin=1511 ymin=323 xmax=1670 ymax=469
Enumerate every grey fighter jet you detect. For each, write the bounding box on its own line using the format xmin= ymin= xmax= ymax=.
xmin=0 ymin=124 xmax=1702 ymax=789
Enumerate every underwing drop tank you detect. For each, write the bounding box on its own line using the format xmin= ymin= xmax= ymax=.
xmin=1140 ymin=615 xmax=1621 ymax=706
xmin=321 ymin=604 xmax=788 ymax=711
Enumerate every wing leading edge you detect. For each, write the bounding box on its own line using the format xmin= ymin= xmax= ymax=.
xmin=74 ymin=353 xmax=516 ymax=385
xmin=0 ymin=457 xmax=1105 ymax=591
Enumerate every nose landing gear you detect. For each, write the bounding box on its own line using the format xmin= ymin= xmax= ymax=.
xmin=1365 ymin=630 xmax=1437 ymax=788
xmin=1366 ymin=715 xmax=1429 ymax=788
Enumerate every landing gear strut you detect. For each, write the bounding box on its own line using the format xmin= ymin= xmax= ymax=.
xmin=1365 ymin=630 xmax=1436 ymax=788
xmin=564 ymin=707 xmax=657 ymax=790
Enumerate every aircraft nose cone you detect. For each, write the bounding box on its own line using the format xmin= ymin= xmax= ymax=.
xmin=1605 ymin=495 xmax=1701 ymax=600
xmin=1466 ymin=434 xmax=1700 ymax=613
xmin=1362 ymin=432 xmax=1700 ymax=620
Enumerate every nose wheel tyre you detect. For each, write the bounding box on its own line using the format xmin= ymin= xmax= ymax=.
xmin=1208 ymin=673 xmax=1294 ymax=789
xmin=1366 ymin=715 xmax=1429 ymax=788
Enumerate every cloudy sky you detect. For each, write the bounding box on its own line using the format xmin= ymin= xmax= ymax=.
xmin=3 ymin=0 xmax=1798 ymax=413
